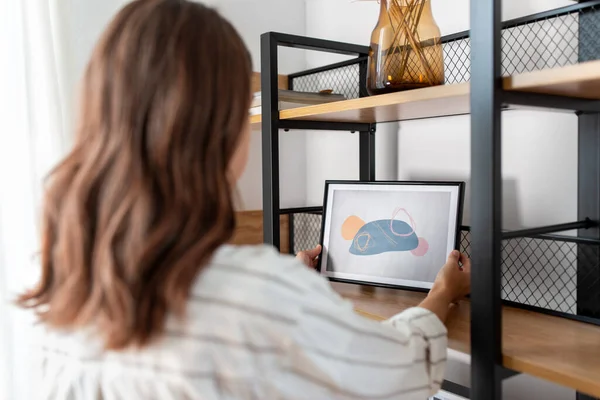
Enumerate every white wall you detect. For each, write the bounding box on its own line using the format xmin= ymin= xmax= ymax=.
xmin=66 ymin=0 xmax=129 ymax=85
xmin=304 ymin=0 xmax=577 ymax=398
xmin=304 ymin=0 xmax=398 ymax=206
xmin=208 ymin=0 xmax=308 ymax=210
xmin=61 ymin=0 xmax=307 ymax=211
xmin=397 ymin=111 xmax=577 ymax=229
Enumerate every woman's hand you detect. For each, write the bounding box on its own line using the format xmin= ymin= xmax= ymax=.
xmin=296 ymin=245 xmax=322 ymax=269
xmin=430 ymin=250 xmax=471 ymax=302
xmin=418 ymin=250 xmax=471 ymax=323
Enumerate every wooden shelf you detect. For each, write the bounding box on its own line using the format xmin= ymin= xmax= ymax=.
xmin=249 ymin=60 xmax=600 ymax=129
xmin=505 ymin=60 xmax=600 ymax=99
xmin=250 ymin=114 xmax=262 ymax=126
xmin=333 ymin=282 xmax=600 ymax=398
xmin=249 ymin=83 xmax=470 ymax=129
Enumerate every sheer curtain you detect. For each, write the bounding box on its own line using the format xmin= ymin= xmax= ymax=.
xmin=0 ymin=1 xmax=72 ymax=398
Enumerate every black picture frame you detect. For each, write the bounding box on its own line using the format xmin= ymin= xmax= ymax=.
xmin=317 ymin=180 xmax=465 ymax=293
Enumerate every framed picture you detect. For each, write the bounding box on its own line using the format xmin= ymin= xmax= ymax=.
xmin=318 ymin=181 xmax=465 ymax=291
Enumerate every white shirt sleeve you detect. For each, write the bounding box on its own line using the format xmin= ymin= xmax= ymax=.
xmin=284 ymin=270 xmax=447 ymax=400
xmin=384 ymin=307 xmax=448 ymax=393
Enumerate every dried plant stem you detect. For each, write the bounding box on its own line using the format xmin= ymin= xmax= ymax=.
xmin=384 ymin=0 xmax=416 ymax=73
xmin=390 ymin=0 xmax=428 ymax=81
xmin=382 ymin=0 xmax=436 ymax=84
xmin=393 ymin=0 xmax=434 ymax=83
xmin=401 ymin=0 xmax=428 ymax=79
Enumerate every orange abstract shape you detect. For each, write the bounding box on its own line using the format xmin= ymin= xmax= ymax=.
xmin=341 ymin=215 xmax=365 ymax=240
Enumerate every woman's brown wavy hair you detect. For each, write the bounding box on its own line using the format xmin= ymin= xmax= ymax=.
xmin=17 ymin=0 xmax=252 ymax=349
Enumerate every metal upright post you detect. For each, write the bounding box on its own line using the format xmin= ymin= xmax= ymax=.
xmin=577 ymin=113 xmax=600 ymax=400
xmin=358 ymin=59 xmax=375 ymax=182
xmin=261 ymin=33 xmax=281 ymax=249
xmin=577 ymin=115 xmax=600 ymax=320
xmin=577 ymin=9 xmax=600 ymax=398
xmin=577 ymin=116 xmax=600 ymax=298
xmin=470 ymin=0 xmax=503 ymax=398
xmin=577 ymin=114 xmax=600 ymax=400
xmin=359 ymin=126 xmax=376 ymax=182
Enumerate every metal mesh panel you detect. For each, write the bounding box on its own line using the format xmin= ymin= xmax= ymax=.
xmin=502 ymin=237 xmax=578 ymax=314
xmin=291 ymin=63 xmax=361 ymax=100
xmin=291 ymin=214 xmax=600 ymax=320
xmin=579 ymin=7 xmax=600 ymax=62
xmin=291 ymin=213 xmax=323 ymax=254
xmin=442 ymin=11 xmax=586 ymax=84
xmin=459 ymin=230 xmax=471 ymax=255
xmin=459 ymin=233 xmax=600 ymax=317
xmin=502 ymin=13 xmax=579 ymax=75
xmin=460 ymin=232 xmax=583 ymax=314
xmin=442 ymin=38 xmax=471 ymax=85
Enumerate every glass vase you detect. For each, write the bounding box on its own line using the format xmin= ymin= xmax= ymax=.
xmin=366 ymin=0 xmax=445 ymax=95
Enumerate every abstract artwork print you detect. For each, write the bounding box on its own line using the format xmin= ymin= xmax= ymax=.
xmin=343 ymin=208 xmax=429 ymax=257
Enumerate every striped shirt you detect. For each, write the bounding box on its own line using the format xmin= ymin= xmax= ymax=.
xmin=39 ymin=245 xmax=447 ymax=400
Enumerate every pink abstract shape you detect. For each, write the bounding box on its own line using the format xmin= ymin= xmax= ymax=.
xmin=410 ymin=237 xmax=429 ymax=256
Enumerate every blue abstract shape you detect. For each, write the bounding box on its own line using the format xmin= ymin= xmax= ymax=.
xmin=349 ymin=219 xmax=418 ymax=256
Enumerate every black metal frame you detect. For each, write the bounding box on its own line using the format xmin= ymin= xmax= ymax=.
xmin=260 ymin=2 xmax=600 ymax=398
xmin=260 ymin=32 xmax=370 ymax=250
xmin=441 ymin=380 xmax=471 ymax=399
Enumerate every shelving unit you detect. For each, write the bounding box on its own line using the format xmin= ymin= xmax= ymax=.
xmin=258 ymin=1 xmax=600 ymax=399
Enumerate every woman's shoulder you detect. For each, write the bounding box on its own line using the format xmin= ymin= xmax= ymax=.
xmin=192 ymin=244 xmax=338 ymax=303
xmin=208 ymin=244 xmax=322 ymax=285
xmin=212 ymin=244 xmax=296 ymax=268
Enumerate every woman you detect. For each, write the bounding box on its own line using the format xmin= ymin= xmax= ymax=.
xmin=19 ymin=1 xmax=471 ymax=399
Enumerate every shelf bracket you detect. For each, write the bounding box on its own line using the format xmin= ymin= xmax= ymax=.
xmin=502 ymin=219 xmax=597 ymax=239
xmin=441 ymin=380 xmax=471 ymax=399
xmin=502 ymin=91 xmax=600 ymax=114
xmin=439 ymin=371 xmax=519 ymax=400
xmin=359 ymin=124 xmax=376 ymax=182
xmin=278 ymin=120 xmax=370 ymax=132
xmin=357 ymin=54 xmax=375 ymax=182
xmin=498 ymin=366 xmax=520 ymax=381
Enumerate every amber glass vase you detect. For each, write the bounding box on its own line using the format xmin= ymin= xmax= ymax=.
xmin=366 ymin=0 xmax=444 ymax=95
